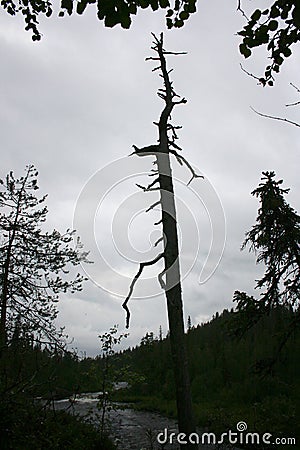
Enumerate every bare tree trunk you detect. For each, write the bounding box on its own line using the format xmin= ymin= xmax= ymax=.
xmin=123 ymin=34 xmax=201 ymax=449
xmin=157 ymin=152 xmax=197 ymax=448
xmin=155 ymin=34 xmax=197 ymax=447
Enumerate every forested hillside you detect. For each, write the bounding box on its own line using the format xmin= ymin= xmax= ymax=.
xmin=4 ymin=305 xmax=298 ymax=445
xmin=115 ymin=307 xmax=299 ymax=438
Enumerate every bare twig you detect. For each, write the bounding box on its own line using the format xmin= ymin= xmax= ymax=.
xmin=136 ymin=184 xmax=160 ymax=192
xmin=136 ymin=177 xmax=160 ymax=192
xmin=146 ymin=200 xmax=161 ymax=212
xmin=286 ymin=82 xmax=300 ymax=107
xmin=169 ymin=149 xmax=204 ymax=185
xmin=240 ymin=64 xmax=263 ymax=84
xmin=122 ymin=253 xmax=164 ymax=328
xmin=290 ymin=82 xmax=300 ymax=94
xmin=286 ymin=100 xmax=300 ymax=107
xmin=162 ymin=51 xmax=187 ymax=56
xmin=250 ymin=106 xmax=300 ymax=128
xmin=173 ymin=98 xmax=187 ymax=105
xmin=154 ymin=236 xmax=163 ymax=247
xmin=236 ymin=0 xmax=249 ymax=20
xmin=169 ymin=141 xmax=183 ymax=151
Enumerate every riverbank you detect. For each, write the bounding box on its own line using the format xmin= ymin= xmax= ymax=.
xmin=54 ymin=394 xmax=244 ymax=450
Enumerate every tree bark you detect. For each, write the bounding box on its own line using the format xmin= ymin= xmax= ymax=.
xmin=124 ymin=34 xmax=198 ymax=448
xmin=156 ymin=152 xmax=197 ymax=448
xmin=155 ymin=33 xmax=197 ymax=449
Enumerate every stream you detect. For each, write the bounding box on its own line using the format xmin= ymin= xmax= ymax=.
xmin=54 ymin=393 xmax=235 ymax=449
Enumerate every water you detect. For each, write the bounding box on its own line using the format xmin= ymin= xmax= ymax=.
xmin=54 ymin=394 xmax=236 ymax=449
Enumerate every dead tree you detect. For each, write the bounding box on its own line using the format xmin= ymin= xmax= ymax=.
xmin=123 ymin=33 xmax=202 ymax=449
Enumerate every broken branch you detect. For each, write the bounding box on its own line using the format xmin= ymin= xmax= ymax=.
xmin=158 ymin=269 xmax=166 ymax=290
xmin=136 ymin=177 xmax=160 ymax=192
xmin=146 ymin=200 xmax=160 ymax=212
xmin=154 ymin=236 xmax=163 ymax=247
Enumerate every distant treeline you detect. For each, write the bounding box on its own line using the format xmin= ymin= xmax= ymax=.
xmin=3 ymin=306 xmax=299 ymax=444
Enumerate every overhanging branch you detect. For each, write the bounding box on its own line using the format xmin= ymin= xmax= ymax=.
xmin=122 ymin=253 xmax=164 ymax=328
xmin=250 ymin=106 xmax=300 ymax=128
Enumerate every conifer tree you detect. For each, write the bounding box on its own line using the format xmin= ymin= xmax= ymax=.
xmin=233 ymin=171 xmax=300 ymax=348
xmin=0 ymin=165 xmax=89 ymax=350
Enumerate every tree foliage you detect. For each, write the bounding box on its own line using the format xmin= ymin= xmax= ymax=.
xmin=0 ymin=165 xmax=89 ymax=348
xmin=238 ymin=1 xmax=300 ymax=85
xmin=2 ymin=0 xmax=299 ymax=88
xmin=1 ymin=0 xmax=197 ymax=40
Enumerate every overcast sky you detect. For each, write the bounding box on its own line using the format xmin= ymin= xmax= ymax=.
xmin=1 ymin=1 xmax=299 ymax=356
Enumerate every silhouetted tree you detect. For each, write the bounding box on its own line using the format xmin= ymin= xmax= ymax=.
xmin=187 ymin=315 xmax=192 ymax=332
xmin=97 ymin=325 xmax=128 ymax=439
xmin=233 ymin=171 xmax=300 ymax=362
xmin=0 ymin=165 xmax=89 ymax=351
xmin=123 ymin=33 xmax=200 ymax=449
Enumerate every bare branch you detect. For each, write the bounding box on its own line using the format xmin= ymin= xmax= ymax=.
xmin=122 ymin=253 xmax=164 ymax=328
xmin=286 ymin=100 xmax=300 ymax=107
xmin=137 ymin=185 xmax=160 ymax=192
xmin=149 ymin=171 xmax=158 ymax=177
xmin=169 ymin=141 xmax=182 ymax=152
xmin=150 ymin=32 xmax=160 ymax=44
xmin=169 ymin=149 xmax=204 ymax=185
xmin=240 ymin=64 xmax=264 ymax=84
xmin=173 ymin=98 xmax=187 ymax=105
xmin=250 ymin=106 xmax=300 ymax=128
xmin=146 ymin=200 xmax=160 ymax=212
xmin=236 ymin=0 xmax=249 ymax=20
xmin=167 ymin=123 xmax=183 ymax=143
xmin=136 ymin=177 xmax=160 ymax=192
xmin=154 ymin=219 xmax=162 ymax=226
xmin=286 ymin=83 xmax=300 ymax=107
xmin=163 ymin=51 xmax=187 ymax=56
xmin=290 ymin=82 xmax=300 ymax=94
xmin=158 ymin=92 xmax=166 ymax=100
xmin=154 ymin=236 xmax=163 ymax=247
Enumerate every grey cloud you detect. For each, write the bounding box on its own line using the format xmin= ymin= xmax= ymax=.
xmin=1 ymin=3 xmax=299 ymax=354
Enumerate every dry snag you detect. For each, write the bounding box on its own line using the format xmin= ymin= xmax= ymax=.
xmin=123 ymin=33 xmax=201 ymax=449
